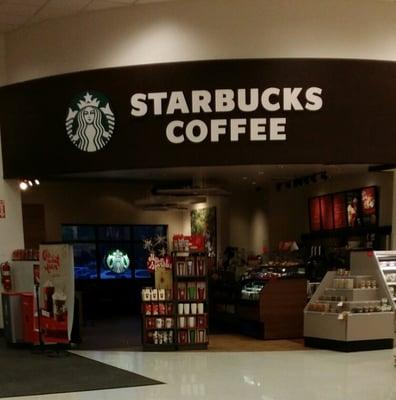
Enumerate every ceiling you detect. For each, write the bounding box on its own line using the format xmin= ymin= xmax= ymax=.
xmin=0 ymin=0 xmax=186 ymax=33
xmin=1 ymin=0 xmax=395 ymax=34
xmin=59 ymin=164 xmax=375 ymax=188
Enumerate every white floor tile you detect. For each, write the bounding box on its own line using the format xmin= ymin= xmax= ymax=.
xmin=4 ymin=349 xmax=396 ymax=400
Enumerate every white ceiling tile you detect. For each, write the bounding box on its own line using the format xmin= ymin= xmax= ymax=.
xmin=0 ymin=22 xmax=19 ymax=33
xmin=44 ymin=0 xmax=91 ymax=10
xmin=3 ymin=0 xmax=47 ymax=5
xmin=0 ymin=2 xmax=39 ymax=16
xmin=0 ymin=13 xmax=29 ymax=25
xmin=135 ymin=0 xmax=181 ymax=3
xmin=0 ymin=0 xmax=48 ymax=5
xmin=85 ymin=0 xmax=130 ymax=11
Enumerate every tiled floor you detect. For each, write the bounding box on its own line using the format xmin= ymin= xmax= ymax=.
xmin=3 ymin=348 xmax=395 ymax=400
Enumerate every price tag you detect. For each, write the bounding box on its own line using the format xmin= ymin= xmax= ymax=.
xmin=337 ymin=313 xmax=344 ymax=320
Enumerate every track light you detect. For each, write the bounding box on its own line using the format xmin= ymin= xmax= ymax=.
xmin=34 ymin=179 xmax=40 ymax=185
xmin=19 ymin=181 xmax=28 ymax=191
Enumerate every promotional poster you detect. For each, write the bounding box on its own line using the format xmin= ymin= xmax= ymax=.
xmin=39 ymin=244 xmax=74 ymax=344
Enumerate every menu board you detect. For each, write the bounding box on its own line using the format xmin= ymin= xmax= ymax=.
xmin=346 ymin=190 xmax=362 ymax=228
xmin=333 ymin=193 xmax=347 ymax=229
xmin=309 ymin=186 xmax=378 ymax=232
xmin=361 ymin=186 xmax=377 ymax=226
xmin=320 ymin=195 xmax=334 ymax=230
xmin=309 ymin=197 xmax=322 ymax=231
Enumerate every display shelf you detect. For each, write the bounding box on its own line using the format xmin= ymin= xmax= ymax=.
xmin=304 ymin=251 xmax=395 ymax=352
xmin=173 ymin=252 xmax=209 ymax=350
xmin=375 ymin=250 xmax=396 ymax=305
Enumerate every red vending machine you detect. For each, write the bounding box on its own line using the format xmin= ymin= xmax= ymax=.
xmin=21 ymin=292 xmax=38 ymax=344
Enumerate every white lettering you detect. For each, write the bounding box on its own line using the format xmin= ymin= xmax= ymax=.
xmin=283 ymin=88 xmax=304 ymax=111
xmin=250 ymin=118 xmax=267 ymax=141
xmin=215 ymin=89 xmax=235 ymax=112
xmin=305 ymin=87 xmax=323 ymax=111
xmin=166 ymin=91 xmax=189 ymax=114
xmin=210 ymin=119 xmax=227 ymax=142
xmin=130 ymin=93 xmax=147 ymax=117
xmin=185 ymin=120 xmax=208 ymax=143
xmin=261 ymin=88 xmax=280 ymax=111
xmin=237 ymin=89 xmax=259 ymax=112
xmin=147 ymin=92 xmax=168 ymax=115
xmin=166 ymin=120 xmax=185 ymax=144
xmin=192 ymin=90 xmax=212 ymax=113
xmin=230 ymin=119 xmax=247 ymax=141
xmin=269 ymin=118 xmax=286 ymax=140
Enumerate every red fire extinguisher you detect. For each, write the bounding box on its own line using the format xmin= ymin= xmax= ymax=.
xmin=1 ymin=262 xmax=12 ymax=292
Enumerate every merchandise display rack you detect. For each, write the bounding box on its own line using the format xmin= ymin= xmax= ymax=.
xmin=304 ymin=250 xmax=395 ymax=352
xmin=374 ymin=251 xmax=396 ymax=303
xmin=141 ymin=292 xmax=177 ymax=351
xmin=173 ymin=251 xmax=209 ymax=350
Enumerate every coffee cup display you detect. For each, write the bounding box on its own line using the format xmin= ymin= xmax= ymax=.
xmin=52 ymin=290 xmax=67 ymax=322
xmin=179 ymin=316 xmax=186 ymax=328
xmin=178 ymin=303 xmax=184 ymax=314
xmin=198 ymin=303 xmax=204 ymax=314
xmin=165 ymin=317 xmax=173 ymax=329
xmin=184 ymin=303 xmax=190 ymax=314
xmin=191 ymin=303 xmax=197 ymax=314
xmin=188 ymin=316 xmax=196 ymax=328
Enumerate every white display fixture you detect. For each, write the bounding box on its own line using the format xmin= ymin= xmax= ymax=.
xmin=304 ymin=250 xmax=395 ymax=352
xmin=374 ymin=251 xmax=396 ymax=304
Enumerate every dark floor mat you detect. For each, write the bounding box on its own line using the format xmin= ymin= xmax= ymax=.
xmin=0 ymin=339 xmax=162 ymax=398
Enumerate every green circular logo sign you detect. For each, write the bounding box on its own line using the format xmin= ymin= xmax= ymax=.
xmin=66 ymin=90 xmax=115 ymax=152
xmin=106 ymin=250 xmax=130 ymax=274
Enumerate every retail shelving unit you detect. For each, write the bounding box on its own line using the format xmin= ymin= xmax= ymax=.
xmin=374 ymin=251 xmax=396 ymax=303
xmin=173 ymin=252 xmax=208 ymax=350
xmin=304 ymin=250 xmax=395 ymax=352
xmin=141 ymin=296 xmax=177 ymax=351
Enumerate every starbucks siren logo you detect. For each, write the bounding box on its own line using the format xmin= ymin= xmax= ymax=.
xmin=106 ymin=250 xmax=130 ymax=274
xmin=66 ymin=91 xmax=115 ymax=152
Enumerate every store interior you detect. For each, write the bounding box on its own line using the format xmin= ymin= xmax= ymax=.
xmin=14 ymin=163 xmax=393 ymax=350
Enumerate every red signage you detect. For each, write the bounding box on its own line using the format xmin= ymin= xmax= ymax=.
xmin=309 ymin=197 xmax=321 ymax=231
xmin=333 ymin=193 xmax=347 ymax=229
xmin=320 ymin=195 xmax=334 ymax=230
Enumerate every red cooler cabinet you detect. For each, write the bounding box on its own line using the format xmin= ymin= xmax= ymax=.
xmin=21 ymin=293 xmax=38 ymax=344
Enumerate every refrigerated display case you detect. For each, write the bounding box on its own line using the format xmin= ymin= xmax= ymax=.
xmin=304 ymin=250 xmax=395 ymax=351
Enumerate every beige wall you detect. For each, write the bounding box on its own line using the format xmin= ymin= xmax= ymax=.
xmin=22 ymin=181 xmax=187 ymax=243
xmin=0 ymin=133 xmax=24 ymax=261
xmin=188 ymin=188 xmax=270 ymax=258
xmin=5 ymin=0 xmax=396 ymax=84
xmin=23 ymin=182 xmax=269 ymax=259
xmin=268 ymin=172 xmax=393 ymax=248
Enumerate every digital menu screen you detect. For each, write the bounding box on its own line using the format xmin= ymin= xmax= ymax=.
xmin=361 ymin=186 xmax=377 ymax=226
xmin=320 ymin=195 xmax=334 ymax=230
xmin=333 ymin=193 xmax=347 ymax=229
xmin=309 ymin=197 xmax=321 ymax=231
